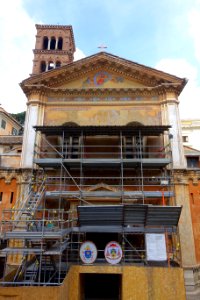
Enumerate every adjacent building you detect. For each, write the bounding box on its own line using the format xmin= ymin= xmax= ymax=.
xmin=0 ymin=107 xmax=22 ymax=136
xmin=181 ymin=119 xmax=200 ymax=151
xmin=0 ymin=107 xmax=23 ymax=217
xmin=0 ymin=108 xmax=23 ymax=278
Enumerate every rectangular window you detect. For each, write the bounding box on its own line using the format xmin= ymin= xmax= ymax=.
xmin=190 ymin=193 xmax=194 ymax=204
xmin=182 ymin=136 xmax=189 ymax=142
xmin=1 ymin=119 xmax=6 ymax=129
xmin=0 ymin=192 xmax=3 ymax=202
xmin=12 ymin=128 xmax=18 ymax=135
xmin=10 ymin=192 xmax=14 ymax=204
xmin=187 ymin=157 xmax=199 ymax=168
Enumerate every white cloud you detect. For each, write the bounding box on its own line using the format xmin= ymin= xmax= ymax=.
xmin=0 ymin=0 xmax=86 ymax=113
xmin=155 ymin=58 xmax=197 ymax=79
xmin=155 ymin=58 xmax=200 ymax=119
xmin=74 ymin=48 xmax=86 ymax=61
xmin=0 ymin=0 xmax=36 ymax=113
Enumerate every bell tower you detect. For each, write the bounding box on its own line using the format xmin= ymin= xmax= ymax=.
xmin=32 ymin=24 xmax=75 ymax=75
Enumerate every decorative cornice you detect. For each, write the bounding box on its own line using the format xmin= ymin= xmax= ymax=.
xmin=173 ymin=169 xmax=200 ymax=185
xmin=36 ymin=24 xmax=73 ymax=30
xmin=0 ymin=169 xmax=22 ymax=184
xmin=0 ymin=136 xmax=23 ymax=145
xmin=161 ymin=99 xmax=179 ymax=105
xmin=33 ymin=49 xmax=71 ymax=55
xmin=23 ymin=84 xmax=180 ymax=99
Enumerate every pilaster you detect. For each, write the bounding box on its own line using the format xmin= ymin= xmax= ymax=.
xmin=161 ymin=93 xmax=186 ymax=168
xmin=21 ymin=95 xmax=44 ymax=169
xmin=174 ymin=170 xmax=196 ymax=266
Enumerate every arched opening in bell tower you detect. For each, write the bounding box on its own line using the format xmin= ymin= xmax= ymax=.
xmin=50 ymin=37 xmax=56 ymax=50
xmin=58 ymin=37 xmax=63 ymax=50
xmin=56 ymin=61 xmax=61 ymax=68
xmin=40 ymin=61 xmax=46 ymax=72
xmin=48 ymin=61 xmax=55 ymax=70
xmin=43 ymin=36 xmax=48 ymax=50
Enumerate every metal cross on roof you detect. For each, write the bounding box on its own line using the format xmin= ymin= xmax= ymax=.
xmin=98 ymin=43 xmax=107 ymax=51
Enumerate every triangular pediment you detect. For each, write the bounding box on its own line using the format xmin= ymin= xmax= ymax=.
xmin=20 ymin=52 xmax=187 ymax=95
xmin=85 ymin=183 xmax=119 ymax=192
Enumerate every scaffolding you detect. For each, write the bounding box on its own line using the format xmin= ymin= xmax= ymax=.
xmin=0 ymin=125 xmax=182 ymax=286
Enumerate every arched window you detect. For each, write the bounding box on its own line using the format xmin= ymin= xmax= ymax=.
xmin=43 ymin=36 xmax=48 ymax=50
xmin=58 ymin=37 xmax=63 ymax=50
xmin=48 ymin=61 xmax=55 ymax=70
xmin=40 ymin=61 xmax=46 ymax=72
xmin=50 ymin=37 xmax=56 ymax=50
xmin=126 ymin=121 xmax=144 ymax=126
xmin=56 ymin=61 xmax=61 ymax=68
xmin=62 ymin=122 xmax=79 ymax=126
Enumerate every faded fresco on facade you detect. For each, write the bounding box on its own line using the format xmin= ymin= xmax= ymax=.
xmin=44 ymin=105 xmax=161 ymax=126
xmin=59 ymin=70 xmax=146 ymax=89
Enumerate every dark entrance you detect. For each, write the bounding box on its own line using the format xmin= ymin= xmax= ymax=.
xmin=85 ymin=233 xmax=119 ymax=262
xmin=81 ymin=273 xmax=121 ymax=300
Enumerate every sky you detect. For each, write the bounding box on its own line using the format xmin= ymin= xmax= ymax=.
xmin=0 ymin=0 xmax=200 ymax=119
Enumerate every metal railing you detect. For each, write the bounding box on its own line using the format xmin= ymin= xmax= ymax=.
xmin=1 ymin=208 xmax=76 ymax=236
xmin=34 ymin=143 xmax=171 ymax=160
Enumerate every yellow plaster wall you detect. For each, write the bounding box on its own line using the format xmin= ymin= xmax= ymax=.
xmin=0 ymin=266 xmax=186 ymax=300
xmin=122 ymin=266 xmax=186 ymax=300
xmin=0 ymin=112 xmax=21 ymax=136
xmin=1 ymin=155 xmax=21 ymax=168
xmin=44 ymin=105 xmax=161 ymax=126
xmin=0 ymin=121 xmax=15 ymax=136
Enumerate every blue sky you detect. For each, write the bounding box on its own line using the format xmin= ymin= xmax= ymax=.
xmin=24 ymin=0 xmax=195 ymax=66
xmin=0 ymin=0 xmax=200 ymax=118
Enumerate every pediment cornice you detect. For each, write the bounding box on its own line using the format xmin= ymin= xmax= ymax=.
xmin=23 ymin=84 xmax=181 ymax=98
xmin=20 ymin=52 xmax=187 ymax=96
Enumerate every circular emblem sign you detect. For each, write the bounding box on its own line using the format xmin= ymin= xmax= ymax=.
xmin=104 ymin=241 xmax=123 ymax=265
xmin=80 ymin=241 xmax=97 ymax=264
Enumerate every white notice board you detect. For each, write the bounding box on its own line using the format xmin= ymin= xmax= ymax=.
xmin=145 ymin=233 xmax=167 ymax=261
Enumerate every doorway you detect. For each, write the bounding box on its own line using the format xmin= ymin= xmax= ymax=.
xmin=81 ymin=273 xmax=122 ymax=300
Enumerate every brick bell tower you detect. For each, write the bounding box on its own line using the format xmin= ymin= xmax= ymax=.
xmin=32 ymin=24 xmax=76 ymax=75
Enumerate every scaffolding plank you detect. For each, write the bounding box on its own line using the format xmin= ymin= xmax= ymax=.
xmin=124 ymin=227 xmax=175 ymax=233
xmin=45 ymin=190 xmax=174 ymax=199
xmin=45 ymin=191 xmax=80 ymax=198
xmin=34 ymin=158 xmax=171 ymax=168
xmin=1 ymin=247 xmax=44 ymax=253
xmin=4 ymin=228 xmax=70 ymax=239
xmin=34 ymin=125 xmax=171 ymax=136
xmin=44 ymin=239 xmax=70 ymax=254
xmin=33 ymin=158 xmax=62 ymax=167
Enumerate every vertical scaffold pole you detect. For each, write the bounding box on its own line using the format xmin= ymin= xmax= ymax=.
xmin=120 ymin=131 xmax=124 ymax=203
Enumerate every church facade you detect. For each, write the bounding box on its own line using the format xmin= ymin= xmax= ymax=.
xmin=0 ymin=24 xmax=199 ymax=300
